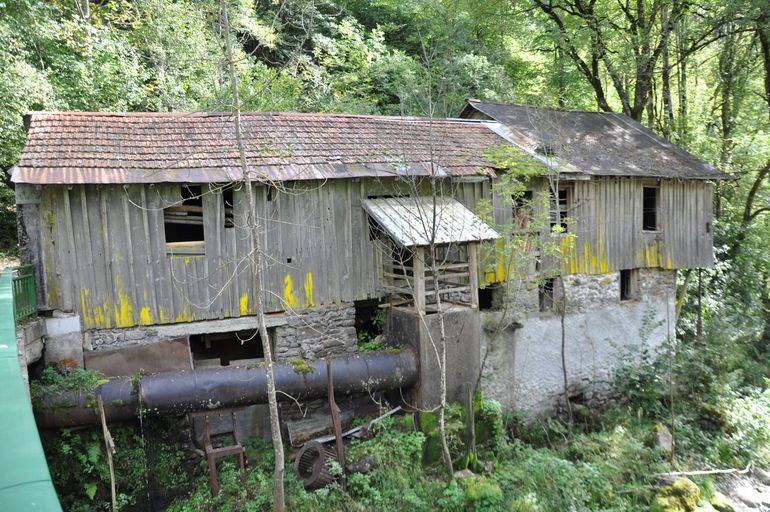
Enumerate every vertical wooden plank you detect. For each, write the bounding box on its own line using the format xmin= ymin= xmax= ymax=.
xmin=413 ymin=246 xmax=426 ymax=312
xmin=468 ymin=242 xmax=479 ymax=308
xmin=139 ymin=186 xmax=159 ymax=324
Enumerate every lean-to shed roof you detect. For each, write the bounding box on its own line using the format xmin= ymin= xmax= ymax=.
xmin=362 ymin=197 xmax=499 ymax=247
xmin=460 ymin=100 xmax=732 ymax=180
xmin=12 ymin=111 xmax=507 ymax=184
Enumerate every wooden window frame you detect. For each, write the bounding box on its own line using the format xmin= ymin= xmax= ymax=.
xmin=642 ymin=184 xmax=661 ymax=232
xmin=164 ymin=185 xmax=206 ymax=255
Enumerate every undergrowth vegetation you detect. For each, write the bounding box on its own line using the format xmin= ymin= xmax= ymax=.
xmin=39 ymin=319 xmax=770 ymax=511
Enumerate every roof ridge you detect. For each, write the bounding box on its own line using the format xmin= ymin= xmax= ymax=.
xmin=469 ymin=99 xmax=616 ymax=116
xmin=25 ymin=110 xmax=489 ymax=125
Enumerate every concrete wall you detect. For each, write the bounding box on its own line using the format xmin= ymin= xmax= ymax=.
xmin=388 ymin=305 xmax=481 ymax=409
xmin=480 ymin=268 xmax=676 ymax=415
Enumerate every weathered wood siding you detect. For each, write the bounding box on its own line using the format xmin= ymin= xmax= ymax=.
xmin=487 ymin=177 xmax=714 ymax=276
xmin=564 ymin=177 xmax=713 ymax=273
xmin=39 ymin=179 xmax=486 ymax=329
xmin=34 ymin=175 xmax=712 ymax=329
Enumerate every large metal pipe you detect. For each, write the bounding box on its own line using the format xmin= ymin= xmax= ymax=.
xmin=35 ymin=348 xmax=418 ymax=428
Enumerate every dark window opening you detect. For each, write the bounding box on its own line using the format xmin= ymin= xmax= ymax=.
xmin=190 ymin=330 xmax=266 ymax=367
xmin=536 ymin=144 xmax=556 ymax=156
xmin=539 ymin=278 xmax=555 ymax=312
xmin=620 ymin=269 xmax=638 ymax=301
xmin=354 ymin=299 xmax=386 ymax=347
xmin=222 ymin=186 xmax=234 ymax=228
xmin=550 ymin=187 xmax=569 ymax=231
xmin=642 ymin=187 xmax=659 ymax=231
xmin=266 ymin=186 xmax=276 ymax=201
xmin=513 ymin=190 xmax=534 ymax=232
xmin=164 ymin=185 xmax=204 ymax=243
xmin=479 ymin=285 xmax=501 ymax=311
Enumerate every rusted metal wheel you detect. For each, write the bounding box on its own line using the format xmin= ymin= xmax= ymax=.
xmin=294 ymin=440 xmax=338 ymax=490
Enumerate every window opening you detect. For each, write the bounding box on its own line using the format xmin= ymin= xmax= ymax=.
xmin=619 ymin=269 xmax=638 ymax=301
xmin=190 ymin=330 xmax=267 ymax=367
xmin=539 ymin=278 xmax=555 ymax=312
xmin=164 ymin=185 xmax=204 ymax=244
xmin=354 ymin=299 xmax=386 ymax=348
xmin=512 ymin=190 xmax=534 ymax=233
xmin=642 ymin=187 xmax=659 ymax=231
xmin=266 ymin=186 xmax=276 ymax=201
xmin=478 ymin=284 xmax=501 ymax=311
xmin=550 ymin=186 xmax=569 ymax=231
xmin=223 ymin=186 xmax=234 ymax=228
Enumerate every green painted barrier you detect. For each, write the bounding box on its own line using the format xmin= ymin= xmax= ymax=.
xmin=11 ymin=264 xmax=37 ymax=322
xmin=0 ymin=269 xmax=61 ymax=510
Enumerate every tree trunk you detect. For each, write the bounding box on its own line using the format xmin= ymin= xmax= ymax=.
xmin=221 ymin=2 xmax=285 ymax=510
xmin=661 ymin=4 xmax=675 ymax=137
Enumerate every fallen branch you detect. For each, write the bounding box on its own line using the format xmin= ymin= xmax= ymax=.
xmin=655 ymin=462 xmax=752 ymax=478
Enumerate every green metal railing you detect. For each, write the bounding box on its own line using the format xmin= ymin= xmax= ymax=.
xmin=11 ymin=264 xmax=37 ymax=321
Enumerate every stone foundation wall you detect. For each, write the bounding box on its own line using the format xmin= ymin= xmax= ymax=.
xmin=83 ymin=303 xmax=358 ymax=361
xmin=480 ymin=269 xmax=677 ymax=415
xmin=274 ymin=303 xmax=358 ymax=361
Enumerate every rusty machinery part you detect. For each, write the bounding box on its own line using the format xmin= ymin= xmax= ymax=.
xmin=295 ymin=440 xmax=339 ymax=491
xmin=35 ymin=347 xmax=418 ymax=428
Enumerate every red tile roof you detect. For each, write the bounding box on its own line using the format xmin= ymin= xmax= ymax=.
xmin=12 ymin=111 xmax=505 ymax=184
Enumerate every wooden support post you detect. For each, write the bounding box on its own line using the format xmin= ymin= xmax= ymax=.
xmin=326 ymin=359 xmax=346 ymax=490
xmin=413 ymin=246 xmax=426 ymax=312
xmin=468 ymin=243 xmax=479 ymax=309
xmin=97 ymin=397 xmax=117 ymax=512
xmin=697 ymin=268 xmax=703 ymax=339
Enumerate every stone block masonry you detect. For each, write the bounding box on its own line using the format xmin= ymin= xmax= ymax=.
xmin=480 ymin=269 xmax=677 ymax=415
xmin=273 ymin=303 xmax=358 ymax=361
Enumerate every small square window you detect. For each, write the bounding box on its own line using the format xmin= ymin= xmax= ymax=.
xmin=642 ymin=187 xmax=659 ymax=231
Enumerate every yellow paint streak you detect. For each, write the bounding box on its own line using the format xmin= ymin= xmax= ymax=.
xmin=239 ymin=292 xmax=250 ymax=316
xmin=183 ymin=257 xmax=190 ymax=266
xmin=80 ymin=289 xmax=94 ymax=329
xmin=283 ymin=274 xmax=298 ymax=308
xmin=114 ymin=288 xmax=134 ymax=328
xmin=175 ymin=305 xmax=194 ymax=323
xmin=139 ymin=307 xmax=152 ymax=325
xmin=303 ymin=272 xmax=315 ymax=307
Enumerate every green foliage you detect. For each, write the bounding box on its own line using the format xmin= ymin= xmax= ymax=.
xmin=42 ymin=418 xmax=189 ymax=511
xmin=31 ymin=366 xmax=108 ymax=407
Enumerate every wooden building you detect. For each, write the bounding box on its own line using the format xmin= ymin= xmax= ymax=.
xmin=12 ymin=112 xmax=503 ymax=331
xmin=12 ymin=107 xmax=731 ymax=331
xmin=12 ymin=104 xmax=731 ymax=413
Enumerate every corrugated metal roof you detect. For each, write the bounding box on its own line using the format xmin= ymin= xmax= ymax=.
xmin=12 ymin=111 xmax=506 ymax=184
xmin=362 ymin=197 xmax=499 ymax=247
xmin=462 ymin=100 xmax=732 ymax=180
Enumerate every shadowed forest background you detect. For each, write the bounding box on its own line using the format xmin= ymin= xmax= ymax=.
xmin=2 ymin=1 xmax=770 ymax=510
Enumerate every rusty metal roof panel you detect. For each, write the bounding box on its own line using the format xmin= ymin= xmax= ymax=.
xmin=13 ymin=111 xmax=505 ymax=184
xmin=362 ymin=196 xmax=499 ymax=247
xmin=464 ymin=101 xmax=732 ymax=180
